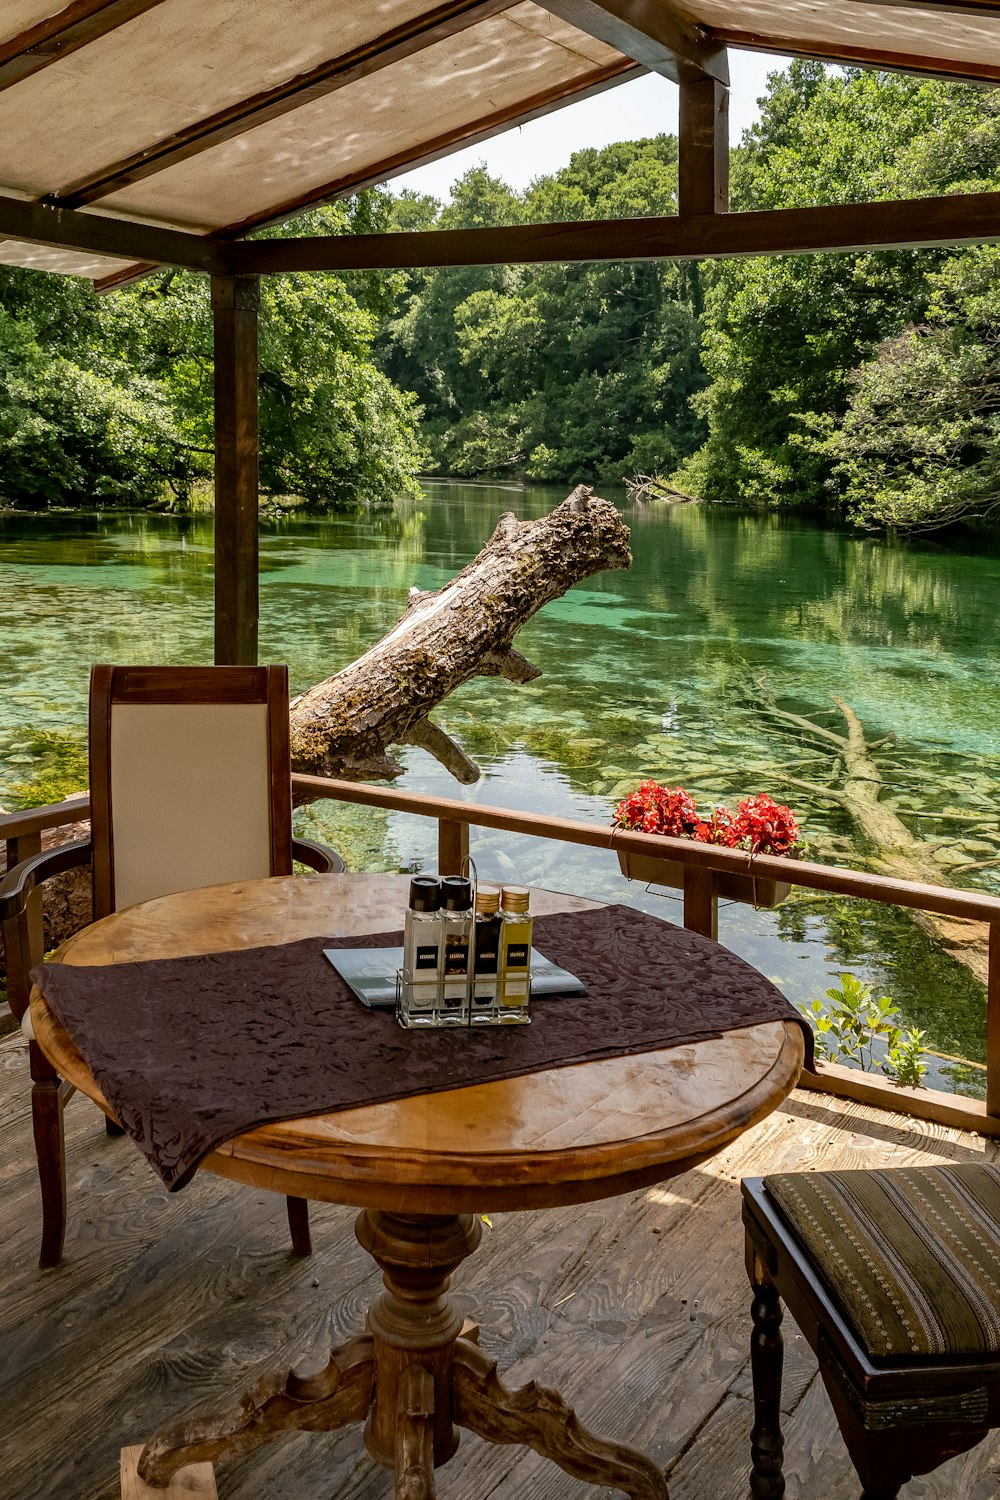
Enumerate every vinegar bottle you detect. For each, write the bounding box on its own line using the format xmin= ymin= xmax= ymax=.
xmin=399 ymin=875 xmax=442 ymax=1028
xmin=498 ymin=885 xmax=532 ymax=1024
xmin=437 ymin=875 xmax=473 ymax=1026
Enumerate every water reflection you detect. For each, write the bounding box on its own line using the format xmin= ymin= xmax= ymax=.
xmin=1 ymin=486 xmax=997 ymax=1088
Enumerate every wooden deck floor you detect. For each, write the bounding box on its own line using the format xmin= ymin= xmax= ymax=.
xmin=3 ymin=1032 xmax=1000 ymax=1500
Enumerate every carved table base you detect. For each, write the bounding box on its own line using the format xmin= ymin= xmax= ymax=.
xmin=128 ymin=1209 xmax=668 ymax=1500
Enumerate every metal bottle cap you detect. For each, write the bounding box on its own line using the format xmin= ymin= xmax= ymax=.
xmin=501 ymin=886 xmax=530 ymax=913
xmin=441 ymin=876 xmax=473 ymax=911
xmin=408 ymin=876 xmax=441 ymax=912
xmin=475 ymin=883 xmax=501 ymax=915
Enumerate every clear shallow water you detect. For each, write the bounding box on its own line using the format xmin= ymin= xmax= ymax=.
xmin=2 ymin=486 xmax=998 ymax=1095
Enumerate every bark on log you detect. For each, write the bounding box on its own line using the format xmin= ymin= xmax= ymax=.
xmin=289 ymin=486 xmax=632 ymax=787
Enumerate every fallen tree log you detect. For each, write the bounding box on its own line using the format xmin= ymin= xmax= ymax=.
xmin=745 ymin=681 xmax=994 ymax=983
xmin=289 ymin=486 xmax=631 ymax=787
xmin=1 ymin=488 xmax=631 ymax=968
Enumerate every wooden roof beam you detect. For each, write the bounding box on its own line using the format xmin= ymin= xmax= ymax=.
xmin=0 ymin=0 xmax=168 ymax=91
xmin=0 ymin=194 xmax=230 ymax=274
xmin=533 ymin=0 xmax=728 ymax=85
xmin=50 ymin=0 xmax=520 ymax=210
xmin=234 ymin=188 xmax=1000 ymax=274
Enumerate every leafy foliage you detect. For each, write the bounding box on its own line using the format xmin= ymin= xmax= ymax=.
xmin=803 ymin=972 xmax=927 ymax=1086
xmin=683 ymin=65 xmax=1000 ymax=527
xmin=0 ymin=199 xmax=426 ymax=512
xmin=377 ymin=142 xmax=707 ymax=485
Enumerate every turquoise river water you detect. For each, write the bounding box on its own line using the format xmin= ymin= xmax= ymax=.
xmin=2 ymin=483 xmax=999 ymax=1095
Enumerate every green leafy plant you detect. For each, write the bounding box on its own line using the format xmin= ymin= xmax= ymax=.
xmin=802 ymin=973 xmax=927 ymax=1087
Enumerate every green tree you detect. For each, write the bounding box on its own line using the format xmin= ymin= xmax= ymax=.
xmin=0 ymin=196 xmax=426 ymax=511
xmin=378 ymin=139 xmax=706 ymax=485
xmin=682 ymin=65 xmax=1000 ymax=517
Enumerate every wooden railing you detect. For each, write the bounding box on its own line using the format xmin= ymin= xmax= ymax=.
xmin=5 ymin=781 xmax=1000 ymax=1137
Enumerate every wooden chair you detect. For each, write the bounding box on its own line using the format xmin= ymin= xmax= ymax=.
xmin=742 ymin=1166 xmax=1000 ymax=1499
xmin=0 ymin=664 xmax=344 ymax=1268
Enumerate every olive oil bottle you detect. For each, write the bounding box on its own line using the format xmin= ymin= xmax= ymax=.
xmin=498 ymin=885 xmax=532 ymax=1024
xmin=470 ymin=883 xmax=502 ymax=1025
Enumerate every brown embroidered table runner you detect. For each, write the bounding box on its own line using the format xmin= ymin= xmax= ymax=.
xmin=32 ymin=903 xmax=812 ymax=1190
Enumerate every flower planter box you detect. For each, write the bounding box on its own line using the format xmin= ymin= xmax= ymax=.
xmin=616 ymin=848 xmax=792 ymax=909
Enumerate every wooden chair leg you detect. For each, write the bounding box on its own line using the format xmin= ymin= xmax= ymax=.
xmin=106 ymin=1116 xmax=126 ymax=1137
xmin=749 ymin=1253 xmax=785 ymax=1500
xmin=30 ymin=1045 xmax=68 ymax=1269
xmin=286 ymin=1195 xmax=312 ymax=1256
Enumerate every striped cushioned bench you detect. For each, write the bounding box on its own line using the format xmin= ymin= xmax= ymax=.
xmin=742 ymin=1163 xmax=1000 ymax=1499
xmin=764 ymin=1164 xmax=1000 ymax=1360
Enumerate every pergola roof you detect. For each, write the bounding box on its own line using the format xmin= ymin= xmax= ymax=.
xmin=0 ymin=0 xmax=998 ymax=289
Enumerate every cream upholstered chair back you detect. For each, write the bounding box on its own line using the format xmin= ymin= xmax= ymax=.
xmin=88 ymin=665 xmax=294 ymax=918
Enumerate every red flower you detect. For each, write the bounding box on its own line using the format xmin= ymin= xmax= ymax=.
xmin=613 ymin=782 xmax=799 ymax=857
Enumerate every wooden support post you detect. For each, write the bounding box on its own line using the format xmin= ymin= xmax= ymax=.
xmin=212 ymin=274 xmax=260 ymax=666
xmin=683 ymin=866 xmax=718 ymax=940
xmin=438 ymin=817 xmax=470 ymax=877
xmin=678 ymin=73 xmax=729 ymax=218
xmin=988 ymin=923 xmax=1000 ymax=1118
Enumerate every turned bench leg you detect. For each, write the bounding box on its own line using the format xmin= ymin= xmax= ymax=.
xmin=749 ymin=1254 xmax=785 ymax=1500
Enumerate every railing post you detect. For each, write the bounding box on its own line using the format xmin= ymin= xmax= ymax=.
xmin=683 ymin=866 xmax=718 ymax=940
xmin=438 ymin=817 xmax=469 ymax=877
xmin=988 ymin=923 xmax=1000 ymax=1118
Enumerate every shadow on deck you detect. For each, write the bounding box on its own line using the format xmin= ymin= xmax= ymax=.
xmin=2 ymin=1031 xmax=999 ymax=1500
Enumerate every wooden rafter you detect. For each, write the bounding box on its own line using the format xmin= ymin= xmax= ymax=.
xmin=235 ymin=187 xmax=1000 ymax=274
xmin=533 ymin=0 xmax=728 ymax=84
xmin=715 ymin=28 xmax=1000 ymax=87
xmin=91 ymin=59 xmax=642 ymax=293
xmin=0 ymin=0 xmax=167 ymax=91
xmin=0 ymin=193 xmax=229 ymax=274
xmin=49 ymin=0 xmax=520 ymax=209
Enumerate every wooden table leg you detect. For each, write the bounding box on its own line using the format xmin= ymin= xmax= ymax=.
xmin=355 ymin=1208 xmax=483 ymax=1474
xmin=130 ymin=1334 xmax=375 ymax=1491
xmin=453 ymin=1339 xmax=668 ymax=1499
xmin=125 ymin=1208 xmax=666 ymax=1499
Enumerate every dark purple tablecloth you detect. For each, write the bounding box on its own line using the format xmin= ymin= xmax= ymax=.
xmin=32 ymin=904 xmax=812 ymax=1190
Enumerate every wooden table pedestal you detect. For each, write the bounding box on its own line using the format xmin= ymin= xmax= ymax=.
xmin=129 ymin=1208 xmax=668 ymax=1499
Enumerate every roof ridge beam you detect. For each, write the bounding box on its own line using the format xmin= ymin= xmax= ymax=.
xmin=0 ymin=194 xmax=231 ymax=273
xmin=0 ymin=0 xmax=168 ymax=91
xmin=230 ymin=189 xmax=1000 ymax=275
xmin=532 ymin=0 xmax=728 ymax=85
xmin=50 ymin=0 xmax=520 ymax=209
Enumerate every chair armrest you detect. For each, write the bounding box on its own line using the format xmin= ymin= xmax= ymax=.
xmin=291 ymin=837 xmax=346 ymax=875
xmin=0 ymin=838 xmax=92 ymax=922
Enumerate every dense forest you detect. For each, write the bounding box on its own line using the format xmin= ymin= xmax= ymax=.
xmin=2 ymin=63 xmax=1000 ymax=531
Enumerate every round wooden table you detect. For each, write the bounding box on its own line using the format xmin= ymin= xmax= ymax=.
xmin=31 ymin=873 xmax=805 ymax=1500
